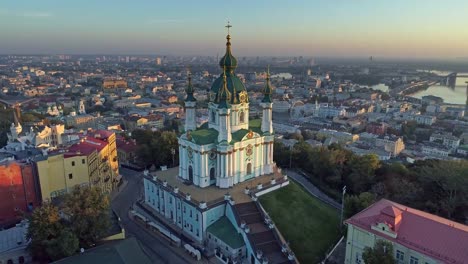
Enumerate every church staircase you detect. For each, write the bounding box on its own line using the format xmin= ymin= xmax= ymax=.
xmin=232 ymin=201 xmax=295 ymax=264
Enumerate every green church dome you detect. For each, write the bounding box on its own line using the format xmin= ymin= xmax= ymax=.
xmin=211 ymin=30 xmax=248 ymax=105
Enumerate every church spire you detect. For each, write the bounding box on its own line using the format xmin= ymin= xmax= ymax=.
xmin=217 ymin=69 xmax=231 ymax=109
xmin=185 ymin=72 xmax=196 ymax=102
xmin=219 ymin=21 xmax=237 ymax=72
xmin=262 ymin=66 xmax=273 ymax=103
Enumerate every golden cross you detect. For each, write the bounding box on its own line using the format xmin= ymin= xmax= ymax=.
xmin=225 ymin=21 xmax=232 ymax=35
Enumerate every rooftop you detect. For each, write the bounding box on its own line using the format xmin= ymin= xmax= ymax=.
xmin=148 ymin=167 xmax=285 ymax=206
xmin=52 ymin=237 xmax=151 ymax=264
xmin=345 ymin=199 xmax=468 ymax=264
xmin=0 ymin=221 xmax=29 ymax=253
xmin=206 ymin=216 xmax=244 ymax=249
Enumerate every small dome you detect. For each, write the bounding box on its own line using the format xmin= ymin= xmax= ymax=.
xmin=211 ymin=30 xmax=248 ymax=105
xmin=219 ymin=35 xmax=237 ymax=70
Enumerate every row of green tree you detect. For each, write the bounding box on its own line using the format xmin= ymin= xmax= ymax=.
xmin=274 ymin=141 xmax=468 ymax=223
xmin=27 ymin=186 xmax=111 ymax=262
xmin=132 ymin=129 xmax=180 ymax=169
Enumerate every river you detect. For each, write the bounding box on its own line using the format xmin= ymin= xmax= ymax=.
xmin=410 ymin=73 xmax=468 ymax=105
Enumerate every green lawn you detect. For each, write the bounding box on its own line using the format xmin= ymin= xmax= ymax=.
xmin=259 ymin=181 xmax=341 ymax=264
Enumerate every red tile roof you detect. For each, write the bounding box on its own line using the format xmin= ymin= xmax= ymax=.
xmin=345 ymin=199 xmax=468 ymax=264
xmin=116 ymin=139 xmax=137 ymax=153
xmin=68 ymin=137 xmax=107 ymax=155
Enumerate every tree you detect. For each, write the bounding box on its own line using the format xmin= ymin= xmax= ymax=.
xmin=27 ymin=203 xmax=78 ymax=262
xmin=344 ymin=192 xmax=376 ymax=218
xmin=64 ymin=185 xmax=110 ymax=247
xmin=347 ymin=154 xmax=380 ymax=194
xmin=362 ymin=240 xmax=396 ymax=264
xmin=45 ymin=229 xmax=79 ymax=261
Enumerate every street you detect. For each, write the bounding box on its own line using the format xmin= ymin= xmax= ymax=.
xmin=111 ymin=167 xmax=190 ymax=264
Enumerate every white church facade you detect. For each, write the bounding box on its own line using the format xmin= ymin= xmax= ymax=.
xmin=178 ymin=33 xmax=275 ymax=189
xmin=142 ymin=26 xmax=297 ymax=264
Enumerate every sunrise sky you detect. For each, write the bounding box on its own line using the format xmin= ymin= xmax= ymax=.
xmin=1 ymin=0 xmax=468 ymax=58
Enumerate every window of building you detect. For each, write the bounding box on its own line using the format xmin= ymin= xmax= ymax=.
xmin=240 ymin=111 xmax=245 ymax=123
xmin=396 ymin=250 xmax=404 ymax=262
xmin=151 ymin=186 xmax=154 ymax=192
xmin=183 ymin=206 xmax=186 ymax=213
xmin=211 ymin=111 xmax=216 ymax=123
xmin=72 ymin=161 xmax=75 ymax=166
xmin=177 ymin=202 xmax=180 ymax=209
xmin=196 ymin=214 xmax=198 ymax=221
xmin=355 ymin=252 xmax=362 ymax=264
xmin=170 ymin=197 xmax=172 ymax=204
xmin=190 ymin=210 xmax=192 ymax=217
xmin=410 ymin=256 xmax=419 ymax=264
xmin=82 ymin=159 xmax=85 ymax=164
xmin=215 ymin=238 xmax=217 ymax=243
xmin=190 ymin=225 xmax=193 ymax=232
xmin=208 ymin=234 xmax=211 ymax=239
xmin=238 ymin=249 xmax=242 ymax=253
xmin=196 ymin=229 xmax=199 ymax=236
xmin=68 ymin=173 xmax=73 ymax=179
xmin=226 ymin=246 xmax=229 ymax=251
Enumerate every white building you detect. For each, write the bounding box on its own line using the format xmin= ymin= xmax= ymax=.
xmin=414 ymin=115 xmax=436 ymax=125
xmin=142 ymin=29 xmax=297 ymax=264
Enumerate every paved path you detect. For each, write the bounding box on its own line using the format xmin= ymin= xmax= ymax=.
xmin=284 ymin=169 xmax=341 ymax=210
xmin=112 ymin=167 xmax=192 ymax=264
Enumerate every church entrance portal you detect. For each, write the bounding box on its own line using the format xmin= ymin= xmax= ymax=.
xmin=210 ymin=167 xmax=216 ymax=184
xmin=247 ymin=163 xmax=252 ymax=175
xmin=189 ymin=166 xmax=193 ymax=182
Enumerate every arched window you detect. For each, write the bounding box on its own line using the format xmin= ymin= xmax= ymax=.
xmin=7 ymin=259 xmax=13 ymax=264
xmin=189 ymin=166 xmax=193 ymax=182
xmin=210 ymin=167 xmax=215 ymax=181
xmin=19 ymin=256 xmax=25 ymax=264
xmin=247 ymin=163 xmax=252 ymax=175
xmin=239 ymin=111 xmax=245 ymax=123
xmin=211 ymin=111 xmax=216 ymax=123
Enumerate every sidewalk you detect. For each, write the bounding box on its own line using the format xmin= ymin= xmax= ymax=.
xmin=110 ymin=179 xmax=129 ymax=201
xmin=131 ymin=202 xmax=215 ymax=264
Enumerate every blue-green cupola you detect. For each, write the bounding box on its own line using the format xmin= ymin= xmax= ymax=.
xmin=262 ymin=66 xmax=273 ymax=103
xmin=211 ymin=23 xmax=248 ymax=105
xmin=217 ymin=71 xmax=231 ymax=109
xmin=185 ymin=73 xmax=196 ymax=102
xmin=219 ymin=34 xmax=238 ymax=70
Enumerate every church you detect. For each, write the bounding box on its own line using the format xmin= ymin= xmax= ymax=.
xmin=178 ymin=28 xmax=275 ymax=188
xmin=142 ymin=25 xmax=297 ymax=264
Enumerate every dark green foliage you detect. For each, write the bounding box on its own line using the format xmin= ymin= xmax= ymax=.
xmin=362 ymin=240 xmax=396 ymax=264
xmin=64 ymin=185 xmax=111 ymax=247
xmin=27 ymin=186 xmax=110 ymax=262
xmin=132 ymin=129 xmax=179 ymax=168
xmin=274 ymin=140 xmax=468 ymax=223
xmin=27 ymin=203 xmax=79 ymax=262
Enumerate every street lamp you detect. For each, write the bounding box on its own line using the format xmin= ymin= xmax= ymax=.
xmin=171 ymin=148 xmax=176 ymax=167
xmin=289 ymin=145 xmax=293 ymax=169
xmin=340 ymin=186 xmax=346 ymax=230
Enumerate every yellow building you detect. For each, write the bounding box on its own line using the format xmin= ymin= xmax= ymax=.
xmin=36 ymin=130 xmax=120 ymax=201
xmin=103 ymin=79 xmax=127 ymax=89
xmin=345 ymin=199 xmax=467 ymax=264
xmin=35 ymin=152 xmax=92 ymax=201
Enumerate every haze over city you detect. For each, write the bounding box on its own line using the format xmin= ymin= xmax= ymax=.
xmin=2 ymin=0 xmax=468 ymax=58
xmin=0 ymin=1 xmax=467 ymax=264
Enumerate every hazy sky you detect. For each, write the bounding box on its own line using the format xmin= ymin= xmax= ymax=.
xmin=1 ymin=0 xmax=468 ymax=58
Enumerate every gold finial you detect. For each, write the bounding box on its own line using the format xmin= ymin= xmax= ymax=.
xmin=225 ymin=21 xmax=232 ymax=35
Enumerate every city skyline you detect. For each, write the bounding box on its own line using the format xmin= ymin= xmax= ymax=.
xmin=1 ymin=0 xmax=468 ymax=58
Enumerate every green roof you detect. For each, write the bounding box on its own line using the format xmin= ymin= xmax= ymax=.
xmin=53 ymin=238 xmax=152 ymax=264
xmin=207 ymin=217 xmax=244 ymax=249
xmin=191 ymin=128 xmax=218 ymax=145
xmin=249 ymin=119 xmax=262 ymax=134
xmin=231 ymin=129 xmax=249 ymax=143
xmin=458 ymin=145 xmax=468 ymax=151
